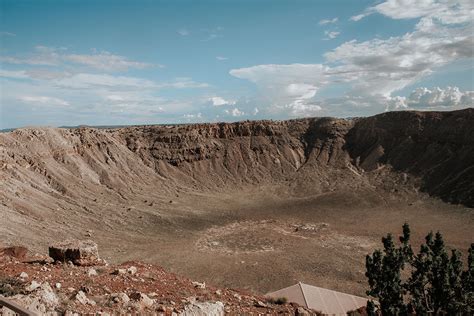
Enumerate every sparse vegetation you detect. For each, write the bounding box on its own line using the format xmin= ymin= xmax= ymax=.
xmin=0 ymin=276 xmax=25 ymax=297
xmin=268 ymin=296 xmax=287 ymax=305
xmin=365 ymin=224 xmax=474 ymax=315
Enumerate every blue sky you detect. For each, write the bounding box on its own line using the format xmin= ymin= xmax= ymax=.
xmin=0 ymin=0 xmax=473 ymax=128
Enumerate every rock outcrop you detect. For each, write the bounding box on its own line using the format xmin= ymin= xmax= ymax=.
xmin=48 ymin=240 xmax=103 ymax=266
xmin=1 ymin=109 xmax=472 ymax=207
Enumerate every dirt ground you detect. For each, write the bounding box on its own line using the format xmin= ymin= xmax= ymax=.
xmin=97 ymin=187 xmax=472 ymax=297
xmin=1 ymin=113 xmax=473 ymax=298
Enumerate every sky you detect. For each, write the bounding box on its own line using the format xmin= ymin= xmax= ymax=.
xmin=0 ymin=0 xmax=473 ymax=129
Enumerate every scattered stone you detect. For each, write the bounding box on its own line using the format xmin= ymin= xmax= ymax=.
xmin=180 ymin=301 xmax=225 ymax=316
xmin=75 ymin=290 xmax=96 ymax=305
xmin=192 ymin=281 xmax=206 ymax=289
xmin=295 ymin=306 xmax=311 ymax=316
xmin=38 ymin=282 xmax=59 ymax=307
xmin=215 ymin=290 xmax=222 ymax=296
xmin=127 ymin=266 xmax=137 ymax=275
xmin=26 ymin=280 xmax=41 ymax=292
xmin=19 ymin=271 xmax=28 ymax=279
xmin=110 ymin=292 xmax=130 ymax=305
xmin=129 ymin=292 xmax=154 ymax=308
xmin=254 ymin=300 xmax=267 ymax=308
xmin=157 ymin=305 xmax=166 ymax=312
xmin=112 ymin=268 xmax=127 ymax=275
xmin=87 ymin=268 xmax=98 ymax=276
xmin=55 ymin=283 xmax=61 ymax=289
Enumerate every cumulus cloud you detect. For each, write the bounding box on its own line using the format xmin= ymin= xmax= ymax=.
xmin=351 ymin=0 xmax=473 ymax=24
xmin=231 ymin=0 xmax=473 ymax=118
xmin=402 ymin=86 xmax=473 ymax=110
xmin=319 ymin=17 xmax=338 ymax=25
xmin=225 ymin=108 xmax=245 ymax=117
xmin=230 ymin=64 xmax=328 ymax=116
xmin=325 ymin=20 xmax=473 ymax=97
xmin=209 ymin=96 xmax=236 ymax=106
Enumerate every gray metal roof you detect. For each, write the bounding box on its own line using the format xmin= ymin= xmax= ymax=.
xmin=266 ymin=282 xmax=368 ymax=316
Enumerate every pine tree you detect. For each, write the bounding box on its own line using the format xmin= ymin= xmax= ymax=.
xmin=366 ymin=224 xmax=473 ymax=315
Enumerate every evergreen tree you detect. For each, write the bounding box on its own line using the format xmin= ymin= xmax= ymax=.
xmin=366 ymin=224 xmax=473 ymax=315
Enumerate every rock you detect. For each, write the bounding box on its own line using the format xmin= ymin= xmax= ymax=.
xmin=254 ymin=300 xmax=267 ymax=308
xmin=19 ymin=272 xmax=28 ymax=279
xmin=110 ymin=292 xmax=130 ymax=305
xmin=0 ymin=246 xmax=28 ymax=260
xmin=215 ymin=290 xmax=222 ymax=296
xmin=87 ymin=268 xmax=98 ymax=276
xmin=49 ymin=239 xmax=102 ymax=266
xmin=180 ymin=301 xmax=225 ymax=316
xmin=55 ymin=283 xmax=61 ymax=289
xmin=127 ymin=266 xmax=137 ymax=275
xmin=192 ymin=281 xmax=206 ymax=289
xmin=7 ymin=295 xmax=48 ymax=315
xmin=26 ymin=280 xmax=41 ymax=292
xmin=38 ymin=282 xmax=59 ymax=307
xmin=75 ymin=290 xmax=96 ymax=305
xmin=157 ymin=305 xmax=166 ymax=312
xmin=129 ymin=292 xmax=154 ymax=308
xmin=295 ymin=306 xmax=311 ymax=316
xmin=112 ymin=268 xmax=127 ymax=275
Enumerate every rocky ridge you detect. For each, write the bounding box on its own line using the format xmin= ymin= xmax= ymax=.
xmin=0 ymin=245 xmax=317 ymax=315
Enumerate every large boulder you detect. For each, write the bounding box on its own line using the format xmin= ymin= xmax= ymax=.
xmin=180 ymin=301 xmax=225 ymax=316
xmin=48 ymin=240 xmax=103 ymax=266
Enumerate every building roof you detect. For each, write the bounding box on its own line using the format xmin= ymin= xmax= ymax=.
xmin=266 ymin=282 xmax=368 ymax=316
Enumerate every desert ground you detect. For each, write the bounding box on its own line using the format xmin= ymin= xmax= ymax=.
xmin=1 ymin=110 xmax=473 ymax=298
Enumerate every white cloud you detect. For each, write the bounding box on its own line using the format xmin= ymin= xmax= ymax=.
xmin=159 ymin=77 xmax=210 ymax=89
xmin=324 ymin=31 xmax=340 ymax=39
xmin=1 ymin=46 xmax=156 ymax=72
xmin=54 ymin=73 xmax=157 ymax=89
xmin=324 ymin=21 xmax=473 ymax=97
xmin=225 ymin=108 xmax=245 ymax=117
xmin=178 ymin=29 xmax=190 ymax=36
xmin=230 ymin=64 xmax=328 ymax=85
xmin=286 ymin=101 xmax=322 ymax=117
xmin=405 ymin=86 xmax=474 ymax=109
xmin=0 ymin=69 xmax=30 ymax=79
xmin=216 ymin=56 xmax=228 ymax=61
xmin=183 ymin=113 xmax=204 ymax=122
xmin=209 ymin=96 xmax=236 ymax=106
xmin=351 ymin=0 xmax=473 ymax=24
xmin=252 ymin=107 xmax=259 ymax=115
xmin=230 ymin=64 xmax=328 ymax=116
xmin=0 ymin=31 xmax=16 ymax=37
xmin=319 ymin=17 xmax=338 ymax=25
xmin=18 ymin=96 xmax=69 ymax=106
xmin=64 ymin=51 xmax=155 ymax=71
xmin=201 ymin=26 xmax=224 ymax=41
xmin=231 ymin=0 xmax=473 ymax=118
xmin=350 ymin=13 xmax=370 ymax=22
